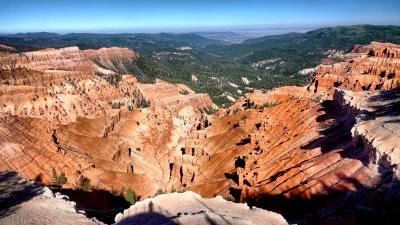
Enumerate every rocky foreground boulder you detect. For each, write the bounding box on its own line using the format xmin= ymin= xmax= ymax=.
xmin=115 ymin=191 xmax=288 ymax=225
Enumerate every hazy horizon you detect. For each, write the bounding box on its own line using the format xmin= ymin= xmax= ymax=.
xmin=1 ymin=0 xmax=399 ymax=34
xmin=1 ymin=23 xmax=400 ymax=42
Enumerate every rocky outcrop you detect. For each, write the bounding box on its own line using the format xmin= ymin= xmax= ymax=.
xmin=188 ymin=98 xmax=371 ymax=197
xmin=0 ymin=45 xmax=215 ymax=203
xmin=137 ymin=78 xmax=215 ymax=112
xmin=0 ymin=88 xmax=213 ymax=198
xmin=174 ymin=88 xmax=399 ymax=223
xmin=229 ymin=90 xmax=294 ymax=112
xmin=309 ymin=42 xmax=400 ymax=95
xmin=115 ymin=191 xmax=288 ymax=225
xmin=0 ymin=46 xmax=138 ymax=74
xmin=175 ymin=43 xmax=400 ymax=223
xmin=335 ymin=88 xmax=400 ymax=178
xmin=234 ymin=41 xmax=400 ymax=112
xmin=0 ymin=46 xmax=214 ymax=124
xmin=0 ymin=46 xmax=140 ymax=123
xmin=0 ymin=171 xmax=100 ymax=225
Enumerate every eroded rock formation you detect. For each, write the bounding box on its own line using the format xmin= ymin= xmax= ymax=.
xmin=175 ymin=42 xmax=400 ymax=223
xmin=0 ymin=46 xmax=215 ymax=202
xmin=309 ymin=42 xmax=400 ymax=95
xmin=0 ymin=42 xmax=399 ymax=224
xmin=335 ymin=88 xmax=400 ymax=178
xmin=232 ymin=42 xmax=400 ymax=112
xmin=0 ymin=46 xmax=141 ymax=123
xmin=0 ymin=46 xmax=138 ymax=74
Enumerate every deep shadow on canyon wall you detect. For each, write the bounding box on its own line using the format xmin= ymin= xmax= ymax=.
xmin=248 ymin=172 xmax=400 ymax=224
xmin=56 ymin=188 xmax=131 ymax=224
xmin=241 ymin=100 xmax=400 ymax=224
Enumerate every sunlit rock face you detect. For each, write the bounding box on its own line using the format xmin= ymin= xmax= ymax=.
xmin=0 ymin=46 xmax=138 ymax=74
xmin=309 ymin=42 xmax=400 ymax=95
xmin=335 ymin=88 xmax=400 ymax=178
xmin=0 ymin=46 xmax=142 ymax=123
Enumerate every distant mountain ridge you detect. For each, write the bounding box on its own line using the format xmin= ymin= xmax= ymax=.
xmin=0 ymin=32 xmax=226 ymax=48
xmin=6 ymin=31 xmax=62 ymax=38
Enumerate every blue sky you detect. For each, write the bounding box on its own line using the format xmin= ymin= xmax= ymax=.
xmin=0 ymin=0 xmax=399 ymax=33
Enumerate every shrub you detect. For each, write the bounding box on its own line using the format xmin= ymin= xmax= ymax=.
xmin=179 ymin=89 xmax=189 ymax=95
xmin=262 ymin=101 xmax=282 ymax=108
xmin=121 ymin=187 xmax=137 ymax=205
xmin=126 ymin=188 xmax=137 ymax=204
xmin=154 ymin=189 xmax=165 ymax=197
xmin=203 ymin=106 xmax=217 ymax=115
xmin=198 ymin=108 xmax=204 ymax=114
xmin=170 ymin=187 xmax=185 ymax=193
xmin=111 ymin=102 xmax=122 ymax=109
xmin=136 ymin=147 xmax=141 ymax=151
xmin=52 ymin=168 xmax=67 ymax=186
xmin=82 ymin=180 xmax=90 ymax=191
xmin=309 ymin=96 xmax=322 ymax=103
xmin=137 ymin=98 xmax=151 ymax=108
